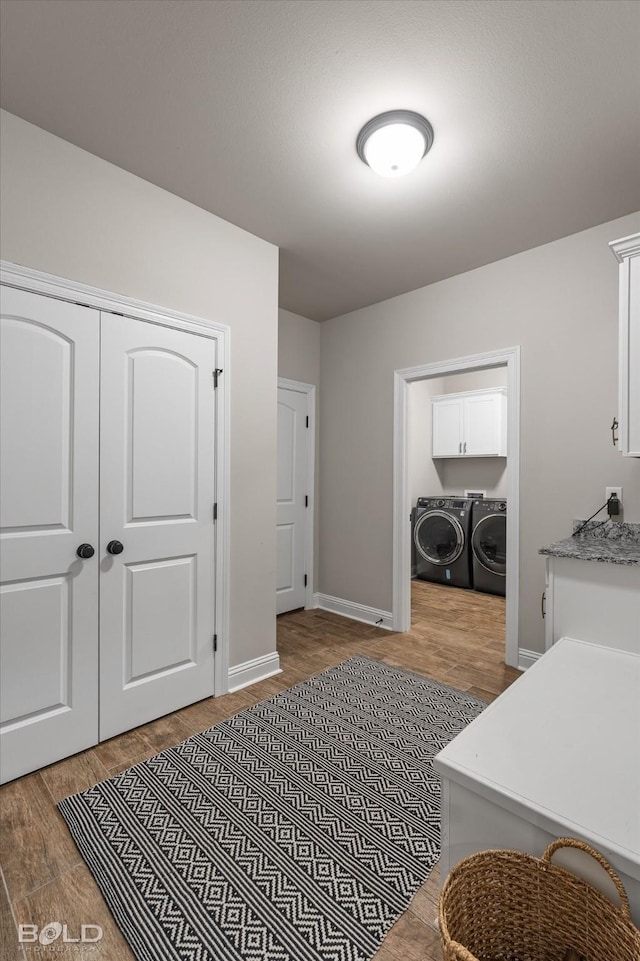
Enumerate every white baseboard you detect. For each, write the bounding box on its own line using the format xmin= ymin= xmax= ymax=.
xmin=518 ymin=648 xmax=542 ymax=671
xmin=314 ymin=593 xmax=394 ymax=631
xmin=228 ymin=652 xmax=281 ymax=692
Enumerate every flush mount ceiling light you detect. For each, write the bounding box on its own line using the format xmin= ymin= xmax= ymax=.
xmin=356 ymin=110 xmax=434 ymax=178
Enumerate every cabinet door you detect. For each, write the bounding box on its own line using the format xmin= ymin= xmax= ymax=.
xmin=464 ymin=391 xmax=506 ymax=456
xmin=623 ymin=251 xmax=640 ymax=456
xmin=0 ymin=286 xmax=100 ymax=783
xmin=99 ymin=314 xmax=218 ymax=740
xmin=612 ymin=235 xmax=640 ymax=457
xmin=547 ymin=556 xmax=640 ymax=653
xmin=432 ymin=396 xmax=464 ymax=457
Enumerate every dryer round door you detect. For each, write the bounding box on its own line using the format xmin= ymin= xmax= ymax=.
xmin=472 ymin=514 xmax=506 ymax=574
xmin=414 ymin=511 xmax=465 ymax=566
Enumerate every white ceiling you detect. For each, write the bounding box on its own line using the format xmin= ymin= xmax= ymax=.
xmin=1 ymin=0 xmax=639 ymax=321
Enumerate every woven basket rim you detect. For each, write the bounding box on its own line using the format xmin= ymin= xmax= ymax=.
xmin=438 ymin=839 xmax=640 ymax=961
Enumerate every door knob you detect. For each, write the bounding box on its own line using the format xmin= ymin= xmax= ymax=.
xmin=76 ymin=543 xmax=95 ymax=559
xmin=106 ymin=540 xmax=124 ymax=555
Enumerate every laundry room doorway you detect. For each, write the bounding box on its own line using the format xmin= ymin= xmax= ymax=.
xmin=392 ymin=348 xmax=520 ymax=669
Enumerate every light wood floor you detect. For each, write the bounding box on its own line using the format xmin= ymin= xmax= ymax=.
xmin=0 ymin=580 xmax=519 ymax=961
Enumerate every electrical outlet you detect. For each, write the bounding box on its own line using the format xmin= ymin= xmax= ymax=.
xmin=606 ymin=487 xmax=623 ymax=521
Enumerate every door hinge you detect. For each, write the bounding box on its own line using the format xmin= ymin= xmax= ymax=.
xmin=304 ymin=574 xmax=308 ymax=587
xmin=305 ymin=495 xmax=308 ymax=507
xmin=213 ymin=634 xmax=218 ymax=652
xmin=306 ymin=416 xmax=309 ymax=428
xmin=213 ymin=503 xmax=218 ymax=521
xmin=213 ymin=368 xmax=223 ymax=388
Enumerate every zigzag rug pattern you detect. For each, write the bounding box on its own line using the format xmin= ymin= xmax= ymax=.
xmin=58 ymin=654 xmax=486 ymax=961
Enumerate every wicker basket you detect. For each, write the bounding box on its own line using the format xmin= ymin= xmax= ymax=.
xmin=438 ymin=838 xmax=640 ymax=961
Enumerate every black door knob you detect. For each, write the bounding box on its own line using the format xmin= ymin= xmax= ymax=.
xmin=106 ymin=540 xmax=124 ymax=555
xmin=76 ymin=543 xmax=95 ymax=559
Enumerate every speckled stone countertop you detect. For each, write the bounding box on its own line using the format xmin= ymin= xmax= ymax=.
xmin=539 ymin=520 xmax=640 ymax=566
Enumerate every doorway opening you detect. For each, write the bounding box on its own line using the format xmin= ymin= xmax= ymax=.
xmin=392 ymin=347 xmax=520 ymax=668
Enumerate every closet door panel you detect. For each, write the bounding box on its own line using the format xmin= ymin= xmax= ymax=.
xmin=128 ymin=349 xmax=198 ymax=521
xmin=0 ymin=285 xmax=99 ymax=784
xmin=99 ymin=313 xmax=217 ymax=740
xmin=125 ymin=555 xmax=196 ymax=681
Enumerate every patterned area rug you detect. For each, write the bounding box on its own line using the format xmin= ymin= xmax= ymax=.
xmin=59 ymin=655 xmax=486 ymax=961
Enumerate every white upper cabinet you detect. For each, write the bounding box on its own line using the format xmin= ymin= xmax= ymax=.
xmin=432 ymin=387 xmax=507 ymax=458
xmin=610 ymin=232 xmax=640 ymax=457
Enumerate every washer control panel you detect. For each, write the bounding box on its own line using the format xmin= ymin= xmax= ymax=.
xmin=417 ymin=497 xmax=473 ymax=509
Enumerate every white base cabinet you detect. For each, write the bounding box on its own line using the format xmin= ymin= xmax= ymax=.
xmin=432 ymin=387 xmax=507 ymax=458
xmin=544 ymin=555 xmax=640 ymax=654
xmin=435 ymin=638 xmax=640 ymax=927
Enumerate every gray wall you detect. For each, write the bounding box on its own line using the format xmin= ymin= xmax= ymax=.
xmin=408 ymin=378 xmax=445 ymax=505
xmin=278 ymin=308 xmax=320 ymax=387
xmin=319 ymin=212 xmax=640 ymax=654
xmin=0 ymin=110 xmax=279 ymax=670
xmin=278 ymin=308 xmax=321 ymax=591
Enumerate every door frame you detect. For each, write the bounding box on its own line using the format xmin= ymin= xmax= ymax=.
xmin=277 ymin=377 xmax=316 ymax=611
xmin=392 ymin=346 xmax=520 ymax=668
xmin=1 ymin=260 xmax=231 ymax=696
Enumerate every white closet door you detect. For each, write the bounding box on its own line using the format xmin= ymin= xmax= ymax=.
xmin=276 ymin=387 xmax=308 ymax=614
xmin=99 ymin=314 xmax=217 ymax=740
xmin=0 ymin=286 xmax=99 ymax=784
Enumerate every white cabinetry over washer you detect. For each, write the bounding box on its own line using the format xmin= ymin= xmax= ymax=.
xmin=432 ymin=387 xmax=507 ymax=458
xmin=610 ymin=232 xmax=640 ymax=457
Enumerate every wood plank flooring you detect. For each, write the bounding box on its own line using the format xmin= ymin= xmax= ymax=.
xmin=0 ymin=580 xmax=518 ymax=961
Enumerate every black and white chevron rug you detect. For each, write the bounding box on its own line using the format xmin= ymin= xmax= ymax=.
xmin=59 ymin=655 xmax=486 ymax=961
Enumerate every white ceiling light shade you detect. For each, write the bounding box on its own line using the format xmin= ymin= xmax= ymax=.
xmin=356 ymin=110 xmax=434 ymax=178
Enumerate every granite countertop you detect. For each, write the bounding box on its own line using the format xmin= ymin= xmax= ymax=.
xmin=539 ymin=520 xmax=640 ymax=567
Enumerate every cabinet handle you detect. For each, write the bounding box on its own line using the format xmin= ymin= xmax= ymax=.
xmin=458 ymin=442 xmax=462 ymax=453
xmin=541 ymin=591 xmax=546 ymax=619
xmin=463 ymin=441 xmax=467 ymax=454
xmin=611 ymin=416 xmax=618 ymax=447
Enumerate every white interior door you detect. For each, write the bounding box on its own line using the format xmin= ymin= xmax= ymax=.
xmin=277 ymin=386 xmax=308 ymax=614
xmin=99 ymin=313 xmax=217 ymax=740
xmin=0 ymin=286 xmax=100 ymax=783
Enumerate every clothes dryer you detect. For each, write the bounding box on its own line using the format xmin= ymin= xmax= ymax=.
xmin=413 ymin=497 xmax=473 ymax=589
xmin=471 ymin=499 xmax=507 ymax=596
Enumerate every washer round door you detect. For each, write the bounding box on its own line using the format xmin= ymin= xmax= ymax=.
xmin=414 ymin=510 xmax=464 ymax=566
xmin=472 ymin=513 xmax=506 ymax=574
